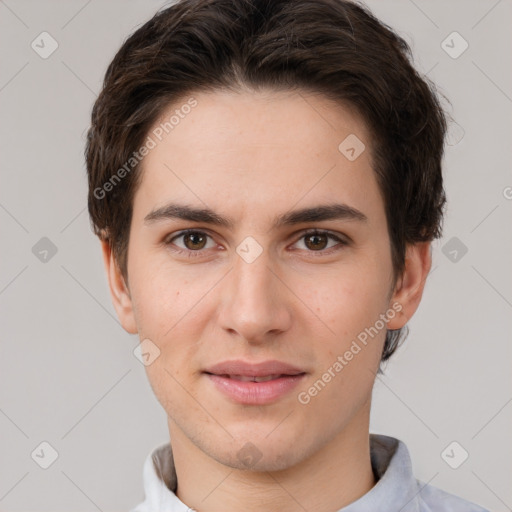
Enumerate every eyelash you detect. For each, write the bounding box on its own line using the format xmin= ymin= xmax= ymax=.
xmin=165 ymin=229 xmax=348 ymax=258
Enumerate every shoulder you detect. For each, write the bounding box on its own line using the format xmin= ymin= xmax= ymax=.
xmin=415 ymin=479 xmax=490 ymax=512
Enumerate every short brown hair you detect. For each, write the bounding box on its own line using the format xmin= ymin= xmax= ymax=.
xmin=86 ymin=0 xmax=447 ymax=362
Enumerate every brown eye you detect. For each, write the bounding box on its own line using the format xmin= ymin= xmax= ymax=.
xmin=304 ymin=233 xmax=329 ymax=251
xmin=183 ymin=231 xmax=207 ymax=250
xmin=293 ymin=230 xmax=347 ymax=254
xmin=166 ymin=230 xmax=216 ymax=254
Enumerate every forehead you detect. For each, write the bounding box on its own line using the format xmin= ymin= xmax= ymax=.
xmin=133 ymin=88 xmax=382 ymax=225
xmin=148 ymin=88 xmax=372 ymax=158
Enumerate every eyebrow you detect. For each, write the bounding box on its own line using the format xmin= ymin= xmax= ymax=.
xmin=144 ymin=202 xmax=367 ymax=229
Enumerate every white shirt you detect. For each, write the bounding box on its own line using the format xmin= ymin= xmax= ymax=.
xmin=130 ymin=433 xmax=489 ymax=511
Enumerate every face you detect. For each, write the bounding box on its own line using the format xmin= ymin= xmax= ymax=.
xmin=104 ymin=88 xmax=429 ymax=472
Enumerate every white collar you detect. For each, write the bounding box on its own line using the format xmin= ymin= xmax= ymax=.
xmin=130 ymin=433 xmax=486 ymax=512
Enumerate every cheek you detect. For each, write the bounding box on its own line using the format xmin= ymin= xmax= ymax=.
xmin=294 ymin=262 xmax=389 ymax=388
xmin=300 ymin=265 xmax=387 ymax=335
xmin=128 ymin=249 xmax=197 ymax=338
xmin=130 ymin=279 xmax=175 ymax=338
xmin=299 ymin=276 xmax=385 ymax=414
xmin=128 ymin=265 xmax=203 ymax=409
xmin=128 ymin=255 xmax=213 ymax=383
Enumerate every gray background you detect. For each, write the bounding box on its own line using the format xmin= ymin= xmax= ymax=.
xmin=0 ymin=0 xmax=510 ymax=510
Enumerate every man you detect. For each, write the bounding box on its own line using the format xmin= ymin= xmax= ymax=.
xmin=86 ymin=0 xmax=489 ymax=510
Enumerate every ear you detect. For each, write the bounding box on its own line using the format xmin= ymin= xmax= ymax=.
xmin=387 ymin=242 xmax=432 ymax=330
xmin=101 ymin=240 xmax=138 ymax=334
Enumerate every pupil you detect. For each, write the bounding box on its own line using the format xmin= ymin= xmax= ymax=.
xmin=186 ymin=232 xmax=205 ymax=250
xmin=306 ymin=234 xmax=327 ymax=250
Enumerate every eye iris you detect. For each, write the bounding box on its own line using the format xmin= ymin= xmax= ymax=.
xmin=305 ymin=233 xmax=328 ymax=251
xmin=184 ymin=232 xmax=206 ymax=250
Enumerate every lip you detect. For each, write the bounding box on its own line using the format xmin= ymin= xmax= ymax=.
xmin=204 ymin=359 xmax=306 ymax=377
xmin=203 ymin=359 xmax=307 ymax=405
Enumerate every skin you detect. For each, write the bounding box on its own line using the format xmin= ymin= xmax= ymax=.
xmin=102 ymin=88 xmax=431 ymax=512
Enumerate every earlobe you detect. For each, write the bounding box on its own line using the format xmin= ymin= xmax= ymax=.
xmin=101 ymin=240 xmax=138 ymax=334
xmin=387 ymin=242 xmax=432 ymax=330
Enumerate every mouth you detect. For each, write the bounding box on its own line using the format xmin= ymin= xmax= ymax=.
xmin=203 ymin=360 xmax=307 ymax=405
xmin=204 ymin=358 xmax=306 ymax=378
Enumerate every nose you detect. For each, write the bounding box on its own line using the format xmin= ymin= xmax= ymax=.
xmin=217 ymin=246 xmax=293 ymax=344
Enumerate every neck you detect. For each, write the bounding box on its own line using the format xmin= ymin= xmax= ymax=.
xmin=169 ymin=404 xmax=376 ymax=512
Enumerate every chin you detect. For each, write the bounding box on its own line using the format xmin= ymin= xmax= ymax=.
xmin=199 ymin=428 xmax=314 ymax=473
xmin=217 ymin=445 xmax=305 ymax=473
